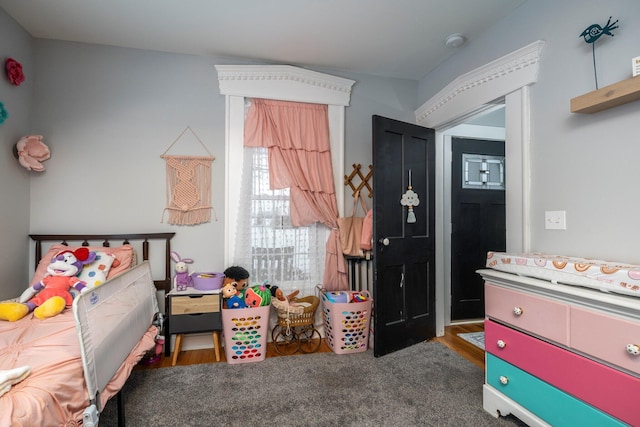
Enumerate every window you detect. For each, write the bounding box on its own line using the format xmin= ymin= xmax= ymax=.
xmin=215 ymin=65 xmax=355 ymax=294
xmin=233 ymin=147 xmax=329 ymax=296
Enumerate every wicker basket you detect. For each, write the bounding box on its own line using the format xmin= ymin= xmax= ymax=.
xmin=272 ymin=295 xmax=319 ymax=328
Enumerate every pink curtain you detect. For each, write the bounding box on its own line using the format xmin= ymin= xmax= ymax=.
xmin=244 ymin=98 xmax=348 ymax=291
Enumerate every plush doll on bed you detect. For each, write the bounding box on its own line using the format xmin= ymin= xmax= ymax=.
xmin=0 ymin=247 xmax=96 ymax=322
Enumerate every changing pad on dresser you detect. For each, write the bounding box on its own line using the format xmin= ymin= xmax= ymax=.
xmin=486 ymin=252 xmax=640 ymax=298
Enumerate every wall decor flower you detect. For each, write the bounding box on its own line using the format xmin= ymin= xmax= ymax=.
xmin=5 ymin=58 xmax=25 ymax=86
xmin=0 ymin=102 xmax=8 ymax=125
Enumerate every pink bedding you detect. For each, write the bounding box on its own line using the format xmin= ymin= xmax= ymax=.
xmin=0 ymin=310 xmax=156 ymax=427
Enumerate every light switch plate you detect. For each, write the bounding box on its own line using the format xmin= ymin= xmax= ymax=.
xmin=545 ymin=210 xmax=566 ymax=230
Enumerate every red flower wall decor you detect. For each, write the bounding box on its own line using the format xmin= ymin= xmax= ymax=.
xmin=5 ymin=58 xmax=25 ymax=86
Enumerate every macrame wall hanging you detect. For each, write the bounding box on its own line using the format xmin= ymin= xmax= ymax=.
xmin=160 ymin=126 xmax=216 ymax=226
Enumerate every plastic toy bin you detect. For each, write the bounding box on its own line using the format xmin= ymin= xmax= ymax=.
xmin=222 ymin=305 xmax=270 ymax=364
xmin=321 ymin=290 xmax=372 ymax=354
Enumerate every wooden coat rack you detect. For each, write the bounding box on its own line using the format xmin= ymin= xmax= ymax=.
xmin=344 ymin=163 xmax=373 ymax=198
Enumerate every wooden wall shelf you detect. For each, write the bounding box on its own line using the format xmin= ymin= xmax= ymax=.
xmin=571 ymin=75 xmax=640 ymax=114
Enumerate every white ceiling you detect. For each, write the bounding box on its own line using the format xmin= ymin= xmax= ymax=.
xmin=0 ymin=0 xmax=526 ymax=80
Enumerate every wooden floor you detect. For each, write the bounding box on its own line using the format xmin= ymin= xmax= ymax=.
xmin=137 ymin=322 xmax=484 ymax=370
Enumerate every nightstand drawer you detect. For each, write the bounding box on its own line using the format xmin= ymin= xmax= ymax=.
xmin=170 ymin=312 xmax=221 ymax=333
xmin=171 ymin=294 xmax=220 ymax=314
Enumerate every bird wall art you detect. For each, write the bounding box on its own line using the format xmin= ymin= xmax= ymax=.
xmin=580 ymin=16 xmax=619 ymax=90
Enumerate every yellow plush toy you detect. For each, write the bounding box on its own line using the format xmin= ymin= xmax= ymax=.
xmin=0 ymin=248 xmax=96 ymax=322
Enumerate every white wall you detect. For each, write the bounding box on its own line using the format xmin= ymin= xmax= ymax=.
xmin=0 ymin=8 xmax=34 ymax=300
xmin=420 ymin=0 xmax=640 ymax=263
xmin=30 ymin=40 xmax=227 ymax=278
xmin=18 ymin=40 xmax=416 ymax=302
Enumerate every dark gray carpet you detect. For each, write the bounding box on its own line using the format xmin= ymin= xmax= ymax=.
xmin=100 ymin=341 xmax=525 ymax=427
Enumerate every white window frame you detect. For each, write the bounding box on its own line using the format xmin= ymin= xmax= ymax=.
xmin=216 ymin=65 xmax=355 ymax=266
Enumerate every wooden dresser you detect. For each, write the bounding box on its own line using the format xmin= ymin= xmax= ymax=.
xmin=479 ymin=269 xmax=640 ymax=427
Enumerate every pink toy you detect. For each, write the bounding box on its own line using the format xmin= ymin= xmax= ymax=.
xmin=170 ymin=251 xmax=194 ymax=291
xmin=15 ymin=135 xmax=51 ymax=172
xmin=0 ymin=247 xmax=96 ymax=322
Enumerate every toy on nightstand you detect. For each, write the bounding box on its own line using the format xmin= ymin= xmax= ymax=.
xmin=170 ymin=251 xmax=194 ymax=291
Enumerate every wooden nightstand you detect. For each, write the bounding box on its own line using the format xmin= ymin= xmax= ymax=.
xmin=166 ymin=290 xmax=222 ymax=365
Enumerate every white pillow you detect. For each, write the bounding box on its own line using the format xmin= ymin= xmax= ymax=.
xmin=77 ymin=251 xmax=116 ymax=288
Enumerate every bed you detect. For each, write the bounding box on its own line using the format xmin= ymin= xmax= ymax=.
xmin=0 ymin=233 xmax=174 ymax=427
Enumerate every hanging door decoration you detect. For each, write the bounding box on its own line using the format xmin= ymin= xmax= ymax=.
xmin=160 ymin=126 xmax=216 ymax=225
xmin=400 ymin=169 xmax=420 ymax=223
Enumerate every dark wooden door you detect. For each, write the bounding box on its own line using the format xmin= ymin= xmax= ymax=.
xmin=372 ymin=115 xmax=435 ymax=357
xmin=451 ymin=138 xmax=505 ymax=320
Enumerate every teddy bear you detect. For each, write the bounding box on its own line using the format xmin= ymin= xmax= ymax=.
xmin=14 ymin=135 xmax=51 ymax=172
xmin=0 ymin=247 xmax=96 ymax=322
xmin=220 ymin=282 xmax=246 ymax=309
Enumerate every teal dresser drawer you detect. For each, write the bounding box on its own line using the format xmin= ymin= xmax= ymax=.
xmin=486 ymin=354 xmax=627 ymax=427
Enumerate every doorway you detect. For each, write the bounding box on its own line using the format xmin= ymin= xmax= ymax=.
xmin=445 ymin=107 xmax=506 ymax=322
xmin=416 ymin=41 xmax=543 ymax=335
xmin=450 ymin=136 xmax=505 ymax=320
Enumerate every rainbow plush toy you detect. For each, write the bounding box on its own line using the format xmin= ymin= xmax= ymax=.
xmin=352 ymin=292 xmax=368 ymax=302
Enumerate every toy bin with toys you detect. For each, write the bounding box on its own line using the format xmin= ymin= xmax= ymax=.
xmin=221 ymin=304 xmax=270 ymax=364
xmin=321 ymin=289 xmax=372 ymax=354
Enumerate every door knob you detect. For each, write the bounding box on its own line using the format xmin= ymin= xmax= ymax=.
xmin=626 ymin=343 xmax=640 ymax=356
xmin=379 ymin=237 xmax=390 ymax=246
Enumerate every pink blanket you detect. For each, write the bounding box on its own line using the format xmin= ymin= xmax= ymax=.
xmin=0 ymin=310 xmax=156 ymax=427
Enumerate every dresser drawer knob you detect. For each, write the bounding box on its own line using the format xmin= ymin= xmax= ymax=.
xmin=499 ymin=375 xmax=509 ymax=385
xmin=626 ymin=343 xmax=640 ymax=356
xmin=512 ymin=306 xmax=523 ymax=316
xmin=496 ymin=339 xmax=506 ymax=349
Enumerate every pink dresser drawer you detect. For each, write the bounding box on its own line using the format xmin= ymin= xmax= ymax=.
xmin=571 ymin=306 xmax=640 ymax=376
xmin=485 ymin=283 xmax=570 ymax=345
xmin=485 ymin=319 xmax=640 ymax=426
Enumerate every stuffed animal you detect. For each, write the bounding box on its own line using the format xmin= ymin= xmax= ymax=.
xmin=244 ymin=283 xmax=272 ymax=307
xmin=14 ymin=135 xmax=51 ymax=172
xmin=267 ymin=284 xmax=299 ymax=302
xmin=222 ymin=266 xmax=250 ymax=297
xmin=0 ymin=247 xmax=96 ymax=322
xmin=221 ymin=282 xmax=246 ymax=309
xmin=170 ymin=251 xmax=194 ymax=291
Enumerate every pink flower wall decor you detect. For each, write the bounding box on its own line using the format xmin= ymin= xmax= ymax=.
xmin=5 ymin=58 xmax=25 ymax=86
